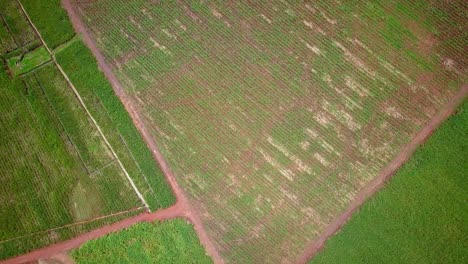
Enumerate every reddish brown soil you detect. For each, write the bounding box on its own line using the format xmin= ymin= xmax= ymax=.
xmin=296 ymin=84 xmax=468 ymax=264
xmin=60 ymin=1 xmax=224 ymax=263
xmin=0 ymin=203 xmax=184 ymax=264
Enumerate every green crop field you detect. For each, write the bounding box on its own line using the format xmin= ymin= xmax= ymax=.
xmin=72 ymin=0 xmax=467 ymax=262
xmin=311 ymin=101 xmax=468 ymax=264
xmin=72 ymin=219 xmax=213 ymax=264
xmin=0 ymin=0 xmax=174 ymax=260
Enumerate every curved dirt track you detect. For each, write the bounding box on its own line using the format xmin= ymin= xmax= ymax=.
xmin=0 ymin=203 xmax=184 ymax=264
xmin=296 ymin=84 xmax=468 ymax=264
xmin=61 ymin=1 xmax=224 ymax=264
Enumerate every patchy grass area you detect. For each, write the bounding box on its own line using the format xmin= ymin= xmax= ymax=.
xmin=7 ymin=45 xmax=50 ymax=76
xmin=72 ymin=220 xmax=213 ymax=264
xmin=311 ymin=101 xmax=468 ymax=264
xmin=73 ymin=0 xmax=466 ymax=262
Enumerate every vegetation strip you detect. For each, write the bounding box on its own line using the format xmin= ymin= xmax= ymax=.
xmin=71 ymin=220 xmax=213 ymax=264
xmin=52 ymin=35 xmax=80 ymax=54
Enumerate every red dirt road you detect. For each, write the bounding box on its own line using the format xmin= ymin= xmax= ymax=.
xmin=61 ymin=1 xmax=224 ymax=264
xmin=296 ymin=84 xmax=468 ymax=264
xmin=0 ymin=203 xmax=184 ymax=264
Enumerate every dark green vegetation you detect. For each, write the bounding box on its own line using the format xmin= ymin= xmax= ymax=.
xmin=311 ymin=101 xmax=468 ymax=264
xmin=0 ymin=0 xmax=174 ymax=260
xmin=72 ymin=220 xmax=213 ymax=264
xmin=74 ymin=0 xmax=466 ymax=262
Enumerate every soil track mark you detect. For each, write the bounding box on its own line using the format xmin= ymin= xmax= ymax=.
xmin=296 ymin=84 xmax=468 ymax=264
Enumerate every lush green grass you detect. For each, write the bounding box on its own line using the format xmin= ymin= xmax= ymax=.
xmin=55 ymin=40 xmax=176 ymax=210
xmin=7 ymin=45 xmax=50 ymax=76
xmin=53 ymin=35 xmax=79 ymax=54
xmin=311 ymin=101 xmax=468 ymax=264
xmin=72 ymin=220 xmax=213 ymax=264
xmin=0 ymin=63 xmax=142 ymax=260
xmin=19 ymin=0 xmax=75 ymax=49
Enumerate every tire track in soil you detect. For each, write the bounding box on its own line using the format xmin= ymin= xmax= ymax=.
xmin=296 ymin=84 xmax=467 ymax=264
xmin=60 ymin=1 xmax=224 ymax=264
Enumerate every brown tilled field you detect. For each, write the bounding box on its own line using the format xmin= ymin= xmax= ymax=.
xmin=65 ymin=0 xmax=466 ymax=263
